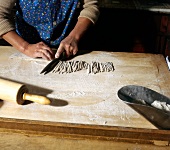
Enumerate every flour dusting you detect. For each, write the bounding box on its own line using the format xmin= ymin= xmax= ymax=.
xmin=0 ymin=49 xmax=159 ymax=129
xmin=151 ymin=100 xmax=170 ymax=112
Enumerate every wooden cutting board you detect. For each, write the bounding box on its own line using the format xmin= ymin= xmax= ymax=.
xmin=0 ymin=46 xmax=170 ymax=130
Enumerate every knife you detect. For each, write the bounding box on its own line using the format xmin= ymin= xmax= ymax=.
xmin=40 ymin=52 xmax=66 ymax=75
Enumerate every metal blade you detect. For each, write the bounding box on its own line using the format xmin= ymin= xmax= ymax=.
xmin=40 ymin=52 xmax=66 ymax=75
xmin=40 ymin=58 xmax=60 ymax=74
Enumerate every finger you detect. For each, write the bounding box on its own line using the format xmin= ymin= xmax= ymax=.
xmin=55 ymin=44 xmax=64 ymax=58
xmin=37 ymin=42 xmax=53 ymax=53
xmin=39 ymin=41 xmax=45 ymax=45
xmin=69 ymin=45 xmax=75 ymax=55
xmin=36 ymin=48 xmax=53 ymax=60
xmin=65 ymin=49 xmax=71 ymax=58
xmin=64 ymin=45 xmax=73 ymax=57
xmin=40 ymin=45 xmax=54 ymax=54
xmin=73 ymin=46 xmax=78 ymax=55
xmin=35 ymin=51 xmax=50 ymax=61
xmin=37 ymin=42 xmax=47 ymax=48
xmin=40 ymin=49 xmax=54 ymax=60
xmin=63 ymin=43 xmax=74 ymax=57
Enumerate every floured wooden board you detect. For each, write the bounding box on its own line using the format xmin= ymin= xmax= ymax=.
xmin=0 ymin=46 xmax=170 ymax=129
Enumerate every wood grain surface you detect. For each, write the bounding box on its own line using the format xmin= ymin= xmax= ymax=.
xmin=0 ymin=46 xmax=170 ymax=146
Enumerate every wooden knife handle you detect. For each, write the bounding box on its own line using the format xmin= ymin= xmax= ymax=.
xmin=23 ymin=93 xmax=51 ymax=105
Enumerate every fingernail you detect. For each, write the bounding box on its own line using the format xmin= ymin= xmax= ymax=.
xmin=73 ymin=51 xmax=77 ymax=55
xmin=55 ymin=53 xmax=59 ymax=58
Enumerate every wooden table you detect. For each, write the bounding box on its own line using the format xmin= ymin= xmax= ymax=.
xmin=0 ymin=46 xmax=169 ymax=149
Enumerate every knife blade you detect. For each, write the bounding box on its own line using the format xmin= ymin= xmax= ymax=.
xmin=40 ymin=52 xmax=66 ymax=75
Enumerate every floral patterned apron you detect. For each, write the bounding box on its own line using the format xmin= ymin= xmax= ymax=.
xmin=15 ymin=0 xmax=79 ymax=47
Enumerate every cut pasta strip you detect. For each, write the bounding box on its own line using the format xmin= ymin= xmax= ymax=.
xmin=52 ymin=60 xmax=115 ymax=74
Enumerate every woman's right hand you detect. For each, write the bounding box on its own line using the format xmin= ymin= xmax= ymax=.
xmin=23 ymin=42 xmax=55 ymax=61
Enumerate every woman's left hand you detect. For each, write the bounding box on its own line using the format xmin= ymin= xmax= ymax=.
xmin=55 ymin=35 xmax=78 ymax=58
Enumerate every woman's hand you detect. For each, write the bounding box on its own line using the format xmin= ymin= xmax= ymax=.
xmin=24 ymin=42 xmax=55 ymax=61
xmin=2 ymin=31 xmax=54 ymax=61
xmin=55 ymin=17 xmax=93 ymax=58
xmin=55 ymin=36 xmax=78 ymax=58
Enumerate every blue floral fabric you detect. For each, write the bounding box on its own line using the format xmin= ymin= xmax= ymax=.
xmin=15 ymin=0 xmax=79 ymax=47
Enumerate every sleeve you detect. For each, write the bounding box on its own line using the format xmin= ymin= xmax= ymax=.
xmin=79 ymin=0 xmax=100 ymax=24
xmin=0 ymin=0 xmax=16 ymax=36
